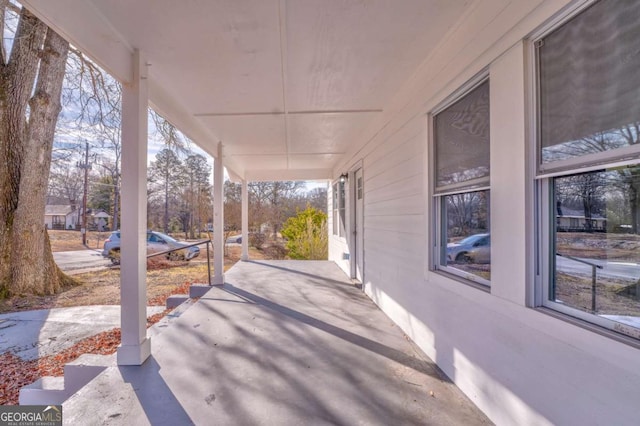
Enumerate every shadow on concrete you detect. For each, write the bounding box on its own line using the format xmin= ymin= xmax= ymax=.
xmin=120 ymin=356 xmax=194 ymax=425
xmin=223 ymin=283 xmax=446 ymax=380
xmin=62 ymin=261 xmax=491 ymax=425
xmin=246 ymin=260 xmax=356 ymax=288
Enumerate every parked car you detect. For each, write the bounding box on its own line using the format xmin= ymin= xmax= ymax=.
xmin=466 ymin=235 xmax=491 ymax=264
xmin=446 ymin=233 xmax=489 ymax=263
xmin=102 ymin=230 xmax=200 ymax=265
xmin=226 ymin=235 xmax=242 ymax=244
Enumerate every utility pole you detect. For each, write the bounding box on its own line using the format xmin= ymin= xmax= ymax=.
xmin=77 ymin=142 xmax=92 ymax=245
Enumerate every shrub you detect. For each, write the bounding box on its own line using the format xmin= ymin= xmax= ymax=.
xmin=281 ymin=206 xmax=328 ymax=260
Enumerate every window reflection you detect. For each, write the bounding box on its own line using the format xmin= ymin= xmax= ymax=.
xmin=442 ymin=190 xmax=490 ymax=281
xmin=553 ymin=167 xmax=640 ymax=332
xmin=541 ymin=124 xmax=640 ymax=164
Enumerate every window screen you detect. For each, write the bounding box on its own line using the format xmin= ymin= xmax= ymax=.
xmin=539 ymin=0 xmax=640 ymax=168
xmin=434 ymin=80 xmax=490 ymax=192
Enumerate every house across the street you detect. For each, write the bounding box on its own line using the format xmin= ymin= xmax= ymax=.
xmin=44 ymin=204 xmax=79 ymax=230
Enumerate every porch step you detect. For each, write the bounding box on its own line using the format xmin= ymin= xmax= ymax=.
xmin=189 ymin=283 xmax=214 ymax=298
xmin=64 ymin=354 xmax=114 ymax=394
xmin=166 ymin=294 xmax=189 ymax=309
xmin=19 ymin=377 xmax=67 ymax=405
xmin=19 ymin=354 xmax=113 ymax=406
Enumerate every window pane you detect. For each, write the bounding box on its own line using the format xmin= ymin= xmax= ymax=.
xmin=553 ymin=167 xmax=640 ymax=337
xmin=441 ymin=190 xmax=490 ymax=282
xmin=434 ymin=80 xmax=490 ymax=190
xmin=539 ymin=0 xmax=640 ymax=165
xmin=339 ymin=181 xmax=346 ymax=237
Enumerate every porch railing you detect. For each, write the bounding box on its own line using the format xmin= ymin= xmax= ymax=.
xmin=147 ymin=239 xmax=213 ymax=285
xmin=556 ymin=252 xmax=603 ymax=312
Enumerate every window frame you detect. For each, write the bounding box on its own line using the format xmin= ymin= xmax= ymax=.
xmin=332 ymin=179 xmax=346 ymax=238
xmin=537 ymin=172 xmax=640 ymax=341
xmin=533 ymin=0 xmax=640 ymax=342
xmin=430 ymin=71 xmax=491 ymax=287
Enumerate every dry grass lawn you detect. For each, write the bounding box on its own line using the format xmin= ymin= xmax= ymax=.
xmin=0 ymin=232 xmax=273 ymax=405
xmin=48 ymin=229 xmax=110 ymax=252
xmin=0 ymin=241 xmax=267 ymax=314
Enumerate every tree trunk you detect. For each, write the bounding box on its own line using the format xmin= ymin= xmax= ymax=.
xmin=0 ymin=9 xmax=76 ymax=296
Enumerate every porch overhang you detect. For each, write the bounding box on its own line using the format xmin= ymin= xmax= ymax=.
xmin=20 ymin=0 xmax=472 ymax=181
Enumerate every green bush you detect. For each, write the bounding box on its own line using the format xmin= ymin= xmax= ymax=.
xmin=281 ymin=206 xmax=328 ymax=260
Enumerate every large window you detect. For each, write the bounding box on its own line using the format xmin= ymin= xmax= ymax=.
xmin=433 ymin=78 xmax=491 ymax=285
xmin=537 ymin=0 xmax=640 ymax=341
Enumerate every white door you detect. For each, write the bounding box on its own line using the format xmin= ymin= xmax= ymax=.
xmin=354 ymin=168 xmax=364 ymax=282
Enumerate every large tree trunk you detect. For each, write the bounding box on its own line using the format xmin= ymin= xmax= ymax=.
xmin=0 ymin=8 xmax=76 ymax=296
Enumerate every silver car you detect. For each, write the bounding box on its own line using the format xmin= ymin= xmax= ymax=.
xmin=446 ymin=233 xmax=490 ymax=263
xmin=466 ymin=235 xmax=491 ymax=264
xmin=102 ymin=231 xmax=200 ymax=264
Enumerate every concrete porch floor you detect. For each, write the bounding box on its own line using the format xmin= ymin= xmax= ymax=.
xmin=63 ymin=260 xmax=491 ymax=425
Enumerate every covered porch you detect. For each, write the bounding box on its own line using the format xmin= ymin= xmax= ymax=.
xmin=62 ymin=260 xmax=489 ymax=425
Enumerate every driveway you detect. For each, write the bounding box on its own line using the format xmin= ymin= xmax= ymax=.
xmin=53 ymin=249 xmax=110 ymax=272
xmin=0 ymin=306 xmax=165 ymax=360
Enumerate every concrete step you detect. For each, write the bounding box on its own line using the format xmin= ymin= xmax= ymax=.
xmin=64 ymin=354 xmax=114 ymax=394
xmin=19 ymin=354 xmax=114 ymax=406
xmin=19 ymin=377 xmax=69 ymax=405
xmin=166 ymin=294 xmax=189 ymax=309
xmin=189 ymin=283 xmax=213 ymax=298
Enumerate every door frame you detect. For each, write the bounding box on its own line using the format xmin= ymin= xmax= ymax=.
xmin=348 ymin=161 xmax=364 ymax=282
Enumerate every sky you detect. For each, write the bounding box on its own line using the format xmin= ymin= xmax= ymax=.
xmin=0 ymin=1 xmax=327 ymax=193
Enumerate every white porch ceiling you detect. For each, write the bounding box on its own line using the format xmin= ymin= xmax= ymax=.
xmin=22 ymin=0 xmax=472 ymax=181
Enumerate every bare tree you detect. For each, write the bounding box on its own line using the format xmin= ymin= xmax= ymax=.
xmin=48 ymin=155 xmax=84 ymax=204
xmin=150 ymin=109 xmax=191 ymax=156
xmin=60 ymin=49 xmax=123 ymax=231
xmin=305 ymin=187 xmax=328 ymax=213
xmin=248 ymin=181 xmax=305 ymax=237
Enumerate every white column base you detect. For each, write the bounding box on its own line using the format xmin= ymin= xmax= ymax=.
xmin=241 ymin=255 xmax=249 ymax=261
xmin=213 ymin=273 xmax=225 ymax=285
xmin=117 ymin=338 xmax=151 ymax=366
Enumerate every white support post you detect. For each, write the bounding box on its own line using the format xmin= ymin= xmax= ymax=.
xmin=213 ymin=143 xmax=225 ymax=285
xmin=117 ymin=50 xmax=150 ymax=366
xmin=241 ymin=179 xmax=249 ymax=261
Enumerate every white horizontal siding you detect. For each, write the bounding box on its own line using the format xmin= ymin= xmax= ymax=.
xmin=366 ymin=194 xmax=424 ymax=217
xmin=363 ymin=125 xmax=423 ymax=177
xmin=328 ymin=1 xmax=640 ymax=425
xmin=365 ymin=155 xmax=423 ymax=195
xmin=362 ymin=174 xmax=423 ymax=206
